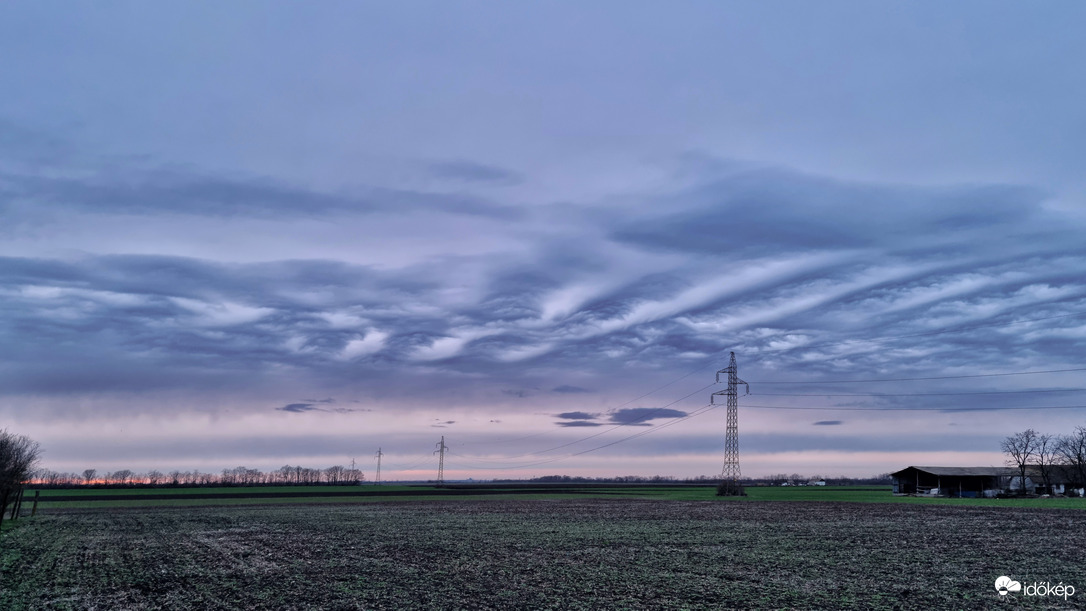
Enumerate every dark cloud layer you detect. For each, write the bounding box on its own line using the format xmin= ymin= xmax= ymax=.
xmin=612 ymin=171 xmax=1046 ymax=256
xmin=278 ymin=403 xmax=320 ymax=413
xmin=556 ymin=412 xmax=597 ymax=420
xmin=552 ymin=385 xmax=591 ymax=394
xmin=1 ymin=161 xmax=1084 ymax=432
xmin=1 ymin=165 xmax=521 ymax=221
xmin=1 ymin=3 xmax=1084 ymax=479
xmin=276 ymin=400 xmax=362 ymax=414
xmin=608 ymin=408 xmax=689 ymax=425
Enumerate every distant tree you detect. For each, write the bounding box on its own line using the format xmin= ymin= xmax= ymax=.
xmin=147 ymin=470 xmax=163 ymax=486
xmin=325 ymin=465 xmax=346 ymax=484
xmin=1035 ymin=434 xmax=1058 ymax=494
xmin=1002 ymin=429 xmax=1039 ymax=495
xmin=0 ymin=429 xmax=41 ymax=530
xmin=82 ymin=469 xmax=97 ymax=485
xmin=110 ymin=469 xmax=134 ymax=486
xmin=345 ymin=467 xmax=363 ymax=484
xmin=1057 ymin=426 xmax=1086 ymax=491
xmin=277 ymin=465 xmax=293 ymax=484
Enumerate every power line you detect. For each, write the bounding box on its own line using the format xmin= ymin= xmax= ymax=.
xmin=576 ymin=310 xmax=1086 ymax=416
xmin=743 ymin=403 xmax=1086 ymax=412
xmin=380 ymin=454 xmax=438 ymax=473
xmin=379 ymin=307 xmax=1086 ymax=475
xmin=750 ymin=367 xmax=1086 ymax=385
xmin=753 ymin=388 xmax=1086 ymax=397
xmin=449 ymin=382 xmax=717 ymax=462
xmin=457 ymin=404 xmax=720 ymax=471
xmin=437 ymin=309 xmax=1086 ymax=457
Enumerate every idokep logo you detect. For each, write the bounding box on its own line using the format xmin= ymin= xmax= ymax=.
xmin=996 ymin=575 xmax=1075 ymax=600
xmin=995 ymin=576 xmax=1021 ymax=596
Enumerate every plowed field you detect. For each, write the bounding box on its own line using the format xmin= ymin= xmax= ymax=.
xmin=2 ymin=500 xmax=1083 ymax=609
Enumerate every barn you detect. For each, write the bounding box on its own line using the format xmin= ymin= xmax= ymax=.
xmin=890 ymin=466 xmax=1014 ymax=498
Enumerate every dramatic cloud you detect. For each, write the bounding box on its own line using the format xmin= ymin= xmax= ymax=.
xmin=278 ymin=404 xmax=321 ymax=414
xmin=276 ymin=400 xmax=363 ymax=415
xmin=556 ymin=412 xmax=598 ymax=421
xmin=2 ymin=3 xmax=1084 ymax=478
xmin=556 ymin=421 xmax=604 ymax=428
xmin=609 ymin=409 xmax=689 ymax=426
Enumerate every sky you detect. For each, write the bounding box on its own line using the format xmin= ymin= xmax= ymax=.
xmin=2 ymin=2 xmax=1085 ymax=480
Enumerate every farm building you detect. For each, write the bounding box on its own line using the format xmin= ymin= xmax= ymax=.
xmin=892 ymin=465 xmax=1084 ymax=497
xmin=890 ymin=466 xmax=1014 ymax=498
xmin=1008 ymin=465 xmax=1081 ymax=496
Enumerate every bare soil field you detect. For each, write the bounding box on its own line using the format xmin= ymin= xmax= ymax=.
xmin=2 ymin=499 xmax=1084 ymax=610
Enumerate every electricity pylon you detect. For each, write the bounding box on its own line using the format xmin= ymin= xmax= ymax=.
xmin=434 ymin=436 xmax=446 ymax=486
xmin=711 ymin=352 xmax=749 ymax=491
xmin=374 ymin=448 xmax=382 ymax=485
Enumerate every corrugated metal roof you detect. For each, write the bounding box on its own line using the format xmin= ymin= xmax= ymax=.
xmin=893 ymin=466 xmax=1016 ymax=477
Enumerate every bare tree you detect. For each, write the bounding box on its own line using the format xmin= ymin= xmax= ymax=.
xmin=1035 ymin=434 xmax=1058 ymax=494
xmin=1057 ymin=426 xmax=1086 ymax=492
xmin=325 ymin=465 xmax=346 ymax=484
xmin=0 ymin=429 xmax=42 ymax=530
xmin=1002 ymin=429 xmax=1039 ymax=495
xmin=109 ymin=469 xmax=134 ymax=486
xmin=82 ymin=469 xmax=97 ymax=485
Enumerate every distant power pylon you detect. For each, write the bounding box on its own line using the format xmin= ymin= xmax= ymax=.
xmin=711 ymin=352 xmax=749 ymax=488
xmin=374 ymin=448 xmax=382 ymax=485
xmin=434 ymin=436 xmax=447 ymax=486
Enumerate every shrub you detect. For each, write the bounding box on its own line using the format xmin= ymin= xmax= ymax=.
xmin=716 ymin=480 xmax=746 ymax=497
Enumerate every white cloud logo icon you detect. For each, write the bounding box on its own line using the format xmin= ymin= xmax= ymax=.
xmin=995 ymin=576 xmax=1022 ymax=596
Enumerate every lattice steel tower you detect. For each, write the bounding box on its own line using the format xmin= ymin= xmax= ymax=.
xmin=711 ymin=352 xmax=749 ymax=484
xmin=434 ymin=436 xmax=446 ymax=485
xmin=374 ymin=448 xmax=383 ymax=485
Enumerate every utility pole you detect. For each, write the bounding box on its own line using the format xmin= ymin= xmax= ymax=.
xmin=711 ymin=352 xmax=749 ymax=495
xmin=374 ymin=448 xmax=382 ymax=486
xmin=434 ymin=436 xmax=446 ymax=486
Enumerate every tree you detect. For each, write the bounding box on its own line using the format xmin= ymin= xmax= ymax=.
xmin=0 ymin=430 xmax=41 ymax=530
xmin=325 ymin=465 xmax=347 ymax=484
xmin=1002 ymin=429 xmax=1039 ymax=495
xmin=109 ymin=469 xmax=134 ymax=485
xmin=1057 ymin=426 xmax=1086 ymax=492
xmin=1035 ymin=434 xmax=1058 ymax=494
xmin=82 ymin=469 xmax=97 ymax=485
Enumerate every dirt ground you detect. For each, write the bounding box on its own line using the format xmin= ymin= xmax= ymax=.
xmin=2 ymin=499 xmax=1084 ymax=609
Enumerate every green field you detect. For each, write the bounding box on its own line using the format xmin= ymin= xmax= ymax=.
xmin=21 ymin=484 xmax=1086 ymax=510
xmin=3 ymin=499 xmax=1084 ymax=609
xmin=29 ymin=485 xmax=425 ymax=497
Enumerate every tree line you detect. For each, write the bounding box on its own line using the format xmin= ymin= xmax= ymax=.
xmin=1002 ymin=424 xmax=1086 ymax=494
xmin=33 ymin=464 xmax=366 ymax=488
